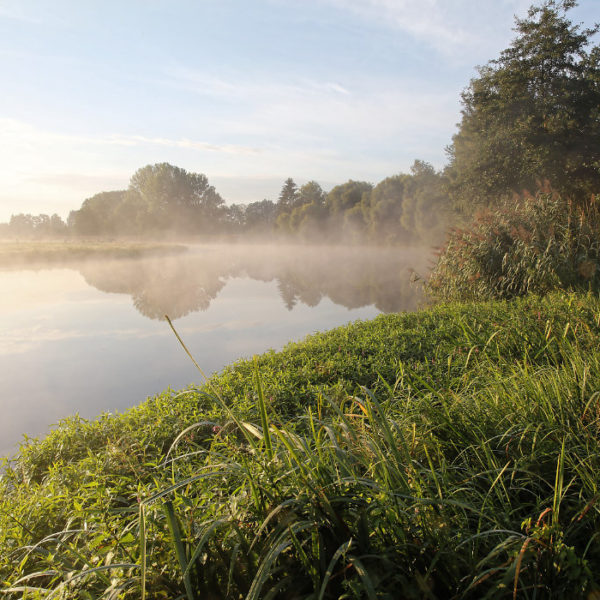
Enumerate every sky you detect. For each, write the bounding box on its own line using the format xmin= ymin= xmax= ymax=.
xmin=0 ymin=0 xmax=598 ymax=221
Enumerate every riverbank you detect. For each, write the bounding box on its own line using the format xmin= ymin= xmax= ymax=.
xmin=0 ymin=240 xmax=187 ymax=267
xmin=1 ymin=292 xmax=599 ymax=598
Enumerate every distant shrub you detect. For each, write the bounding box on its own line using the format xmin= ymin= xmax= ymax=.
xmin=426 ymin=191 xmax=600 ymax=301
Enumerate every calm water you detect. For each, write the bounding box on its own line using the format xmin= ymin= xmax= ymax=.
xmin=0 ymin=244 xmax=430 ymax=458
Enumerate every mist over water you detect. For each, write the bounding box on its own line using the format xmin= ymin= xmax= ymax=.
xmin=77 ymin=244 xmax=429 ymax=318
xmin=0 ymin=244 xmax=432 ymax=458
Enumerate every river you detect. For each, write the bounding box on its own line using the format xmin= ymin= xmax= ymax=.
xmin=0 ymin=244 xmax=431 ymax=458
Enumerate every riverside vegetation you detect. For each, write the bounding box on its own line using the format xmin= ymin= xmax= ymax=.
xmin=1 ymin=292 xmax=599 ymax=598
xmin=426 ymin=191 xmax=600 ymax=302
xmin=2 ymin=1 xmax=600 ymax=597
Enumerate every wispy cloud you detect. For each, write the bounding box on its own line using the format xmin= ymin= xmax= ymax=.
xmin=0 ymin=117 xmax=267 ymax=215
xmin=163 ymin=67 xmax=458 ymax=142
xmin=103 ymin=134 xmax=261 ymax=155
xmin=319 ymin=0 xmax=532 ymax=58
xmin=328 ymin=0 xmax=475 ymax=47
xmin=108 ymin=66 xmax=461 ymax=187
xmin=1 ymin=317 xmax=271 ymax=357
xmin=0 ymin=324 xmax=169 ymax=356
xmin=26 ymin=172 xmax=130 ymax=190
xmin=166 ymin=66 xmax=352 ymax=102
xmin=0 ymin=63 xmax=457 ymax=216
xmin=0 ymin=119 xmax=260 ymax=156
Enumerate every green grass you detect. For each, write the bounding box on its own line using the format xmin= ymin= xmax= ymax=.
xmin=0 ymin=241 xmax=187 ymax=266
xmin=1 ymin=293 xmax=599 ymax=598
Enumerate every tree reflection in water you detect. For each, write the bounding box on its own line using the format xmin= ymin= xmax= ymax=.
xmin=77 ymin=244 xmax=432 ymax=320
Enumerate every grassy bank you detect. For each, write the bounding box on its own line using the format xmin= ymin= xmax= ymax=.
xmin=0 ymin=241 xmax=187 ymax=266
xmin=1 ymin=293 xmax=599 ymax=598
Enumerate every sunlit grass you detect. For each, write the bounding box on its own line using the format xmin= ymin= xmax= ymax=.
xmin=1 ymin=292 xmax=599 ymax=598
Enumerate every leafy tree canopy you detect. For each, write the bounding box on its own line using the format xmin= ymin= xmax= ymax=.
xmin=129 ymin=163 xmax=224 ymax=231
xmin=326 ymin=180 xmax=372 ymax=216
xmin=447 ymin=0 xmax=600 ymax=212
xmin=245 ymin=199 xmax=277 ymax=231
xmin=297 ymin=181 xmax=326 ymax=207
xmin=68 ymin=191 xmax=127 ymax=236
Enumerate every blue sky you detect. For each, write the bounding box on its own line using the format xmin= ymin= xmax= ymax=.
xmin=0 ymin=0 xmax=597 ymax=220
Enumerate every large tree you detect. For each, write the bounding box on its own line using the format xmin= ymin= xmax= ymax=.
xmin=276 ymin=178 xmax=299 ymax=215
xmin=326 ymin=180 xmax=372 ymax=217
xmin=288 ymin=181 xmax=327 ymax=238
xmin=447 ymin=0 xmax=600 ymax=212
xmin=245 ymin=199 xmax=277 ymax=232
xmin=400 ymin=161 xmax=450 ymax=243
xmin=128 ymin=163 xmax=225 ymax=232
xmin=325 ymin=180 xmax=373 ymax=240
xmin=365 ymin=175 xmax=412 ymax=244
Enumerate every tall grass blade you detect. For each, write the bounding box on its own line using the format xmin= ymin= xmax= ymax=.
xmin=317 ymin=539 xmax=352 ymax=600
xmin=245 ymin=522 xmax=313 ymax=600
xmin=254 ymin=359 xmax=273 ymax=460
xmin=140 ymin=503 xmax=147 ymax=600
xmin=348 ymin=556 xmax=377 ymax=600
xmin=553 ymin=438 xmax=566 ymax=526
xmin=163 ymin=500 xmax=195 ymax=600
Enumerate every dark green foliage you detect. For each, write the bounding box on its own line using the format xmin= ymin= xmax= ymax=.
xmin=447 ymin=0 xmax=600 ymax=212
xmin=326 ymin=180 xmax=372 ymax=217
xmin=426 ymin=190 xmax=600 ymax=301
xmin=2 ymin=293 xmax=600 ymax=598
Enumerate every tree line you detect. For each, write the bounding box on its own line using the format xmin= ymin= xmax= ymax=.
xmin=0 ymin=160 xmax=450 ymax=244
xmin=2 ymin=1 xmax=598 ymax=245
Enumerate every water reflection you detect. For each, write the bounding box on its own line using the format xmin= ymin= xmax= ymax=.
xmin=76 ymin=245 xmax=429 ymax=320
xmin=0 ymin=244 xmax=433 ymax=457
xmin=80 ymin=255 xmax=228 ymax=320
